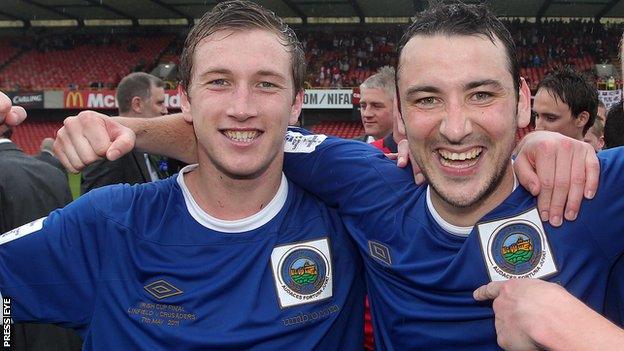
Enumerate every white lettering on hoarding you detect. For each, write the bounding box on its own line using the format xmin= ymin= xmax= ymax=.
xmin=303 ymin=89 xmax=353 ymax=109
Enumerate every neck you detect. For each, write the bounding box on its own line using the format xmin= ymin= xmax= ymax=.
xmin=430 ymin=161 xmax=515 ymax=227
xmin=185 ymin=155 xmax=284 ymax=221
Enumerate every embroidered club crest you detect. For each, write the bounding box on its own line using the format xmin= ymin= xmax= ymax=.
xmin=477 ymin=208 xmax=558 ymax=281
xmin=271 ymin=238 xmax=333 ymax=308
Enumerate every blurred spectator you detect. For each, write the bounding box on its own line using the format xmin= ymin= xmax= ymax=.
xmin=603 ymin=100 xmax=624 ymax=149
xmin=597 ymin=100 xmax=607 ymax=123
xmin=80 ymin=72 xmax=171 ymax=195
xmin=603 ymin=100 xmax=624 ymax=327
xmin=533 ymin=66 xmax=597 ymax=140
xmin=35 ymin=137 xmax=66 ymax=176
xmin=583 ymin=118 xmax=605 ymax=152
xmin=356 ymin=66 xmax=397 ymax=142
xmin=0 ymin=127 xmax=82 ymax=351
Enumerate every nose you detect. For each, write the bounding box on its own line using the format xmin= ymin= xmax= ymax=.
xmin=439 ymin=101 xmax=472 ymax=143
xmin=361 ymin=105 xmax=374 ymax=119
xmin=226 ymin=86 xmax=258 ymax=121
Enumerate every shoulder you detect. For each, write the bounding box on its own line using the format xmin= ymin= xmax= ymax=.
xmin=596 ymin=147 xmax=624 ymax=190
xmin=284 ymin=128 xmax=383 ymax=157
xmin=0 ymin=151 xmax=64 ymax=178
xmin=84 ymin=176 xmax=180 ymax=222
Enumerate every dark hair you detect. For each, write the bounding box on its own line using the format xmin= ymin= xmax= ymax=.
xmin=179 ymin=0 xmax=305 ymax=97
xmin=116 ymin=72 xmax=164 ymax=114
xmin=604 ymin=101 xmax=624 ymax=149
xmin=397 ymin=2 xmax=519 ymax=98
xmin=537 ymin=66 xmax=598 ymax=135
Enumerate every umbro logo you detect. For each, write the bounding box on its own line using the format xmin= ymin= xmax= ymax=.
xmin=144 ymin=279 xmax=183 ymax=300
xmin=368 ymin=241 xmax=392 ymax=265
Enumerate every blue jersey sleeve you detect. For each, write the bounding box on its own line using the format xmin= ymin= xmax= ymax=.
xmin=584 ymin=146 xmax=624 ymax=261
xmin=0 ymin=188 xmax=113 ymax=329
xmin=283 ymin=128 xmax=418 ymax=221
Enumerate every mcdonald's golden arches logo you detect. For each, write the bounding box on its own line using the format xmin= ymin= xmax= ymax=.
xmin=65 ymin=91 xmax=84 ymax=108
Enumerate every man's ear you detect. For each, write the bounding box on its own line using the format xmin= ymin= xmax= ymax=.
xmin=576 ymin=111 xmax=590 ymax=129
xmin=289 ymin=90 xmax=304 ymax=125
xmin=598 ymin=135 xmax=605 ymax=150
xmin=180 ymin=86 xmax=192 ymax=123
xmin=516 ymin=77 xmax=531 ymax=128
xmin=131 ymin=96 xmax=143 ymax=114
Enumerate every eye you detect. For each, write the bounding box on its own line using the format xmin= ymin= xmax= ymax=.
xmin=545 ymin=116 xmax=558 ymax=122
xmin=259 ymin=81 xmax=278 ymax=88
xmin=470 ymin=91 xmax=493 ymax=102
xmin=415 ymin=96 xmax=439 ymax=107
xmin=208 ymin=79 xmax=228 ymax=86
xmin=537 ymin=114 xmax=557 ymax=122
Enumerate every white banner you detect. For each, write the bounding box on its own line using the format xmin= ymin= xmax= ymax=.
xmin=303 ymin=89 xmax=353 ymax=109
xmin=598 ymin=90 xmax=622 ymax=110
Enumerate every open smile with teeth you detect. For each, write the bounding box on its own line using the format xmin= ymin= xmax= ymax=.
xmin=222 ymin=130 xmax=261 ymax=143
xmin=438 ymin=147 xmax=483 ymax=168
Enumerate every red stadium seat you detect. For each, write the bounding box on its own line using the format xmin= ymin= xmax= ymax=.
xmin=11 ymin=121 xmax=63 ymax=155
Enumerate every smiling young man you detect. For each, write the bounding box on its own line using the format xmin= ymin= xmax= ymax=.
xmin=0 ymin=2 xmax=365 ymax=350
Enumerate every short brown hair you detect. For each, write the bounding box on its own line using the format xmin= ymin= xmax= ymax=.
xmin=360 ymin=66 xmax=396 ymax=99
xmin=116 ymin=72 xmax=164 ymax=114
xmin=179 ymin=0 xmax=306 ymax=97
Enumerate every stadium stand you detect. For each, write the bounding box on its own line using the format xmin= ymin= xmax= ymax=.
xmin=0 ymin=20 xmax=622 ymax=92
xmin=0 ymin=35 xmax=175 ymax=91
xmin=0 ymin=38 xmax=22 ymax=68
xmin=11 ymin=121 xmax=62 ymax=155
xmin=296 ymin=20 xmax=622 ymax=89
xmin=312 ymin=121 xmax=364 ymax=139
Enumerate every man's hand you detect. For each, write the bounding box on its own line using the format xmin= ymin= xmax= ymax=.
xmin=514 ymin=131 xmax=599 ymax=227
xmin=474 ymin=279 xmax=556 ymax=351
xmin=474 ymin=279 xmax=624 ymax=351
xmin=0 ymin=92 xmax=27 ymax=133
xmin=53 ymin=111 xmax=136 ymax=173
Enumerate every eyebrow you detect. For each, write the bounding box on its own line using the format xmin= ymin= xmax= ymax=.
xmin=464 ymin=79 xmax=504 ymax=91
xmin=198 ymin=68 xmax=286 ymax=80
xmin=404 ymin=85 xmax=441 ymax=98
xmin=197 ymin=68 xmax=231 ymax=81
xmin=256 ymin=70 xmax=287 ymax=81
xmin=404 ymin=79 xmax=505 ymax=97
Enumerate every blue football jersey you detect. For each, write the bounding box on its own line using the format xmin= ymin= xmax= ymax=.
xmin=283 ymin=129 xmax=624 ymax=351
xmin=0 ymin=168 xmax=365 ymax=350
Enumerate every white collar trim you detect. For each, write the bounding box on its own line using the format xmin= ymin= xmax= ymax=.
xmin=177 ymin=164 xmax=289 ymax=233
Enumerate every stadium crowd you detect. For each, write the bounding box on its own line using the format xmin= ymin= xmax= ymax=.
xmin=0 ymin=18 xmax=623 ymax=91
